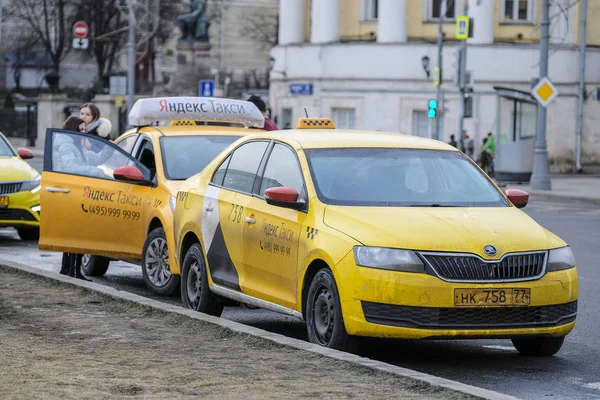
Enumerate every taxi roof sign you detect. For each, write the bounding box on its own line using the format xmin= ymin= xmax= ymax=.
xmin=128 ymin=97 xmax=265 ymax=128
xmin=296 ymin=118 xmax=336 ymax=129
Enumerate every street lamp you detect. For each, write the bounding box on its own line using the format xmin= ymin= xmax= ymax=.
xmin=421 ymin=55 xmax=430 ymax=78
xmin=268 ymin=56 xmax=286 ymax=77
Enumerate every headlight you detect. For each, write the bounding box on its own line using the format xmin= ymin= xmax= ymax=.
xmin=547 ymin=246 xmax=576 ymax=271
xmin=353 ymin=246 xmax=425 ymax=273
xmin=169 ymin=196 xmax=176 ymax=212
xmin=21 ymin=175 xmax=41 ymax=193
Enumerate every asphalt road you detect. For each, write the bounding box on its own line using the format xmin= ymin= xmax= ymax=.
xmin=4 ymin=156 xmax=600 ymax=399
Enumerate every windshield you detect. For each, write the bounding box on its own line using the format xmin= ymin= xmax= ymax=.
xmin=0 ymin=134 xmax=15 ymax=157
xmin=305 ymin=148 xmax=508 ymax=207
xmin=160 ymin=135 xmax=241 ymax=180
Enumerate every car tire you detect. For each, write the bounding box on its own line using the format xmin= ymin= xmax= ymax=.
xmin=305 ymin=268 xmax=354 ymax=351
xmin=511 ymin=336 xmax=566 ymax=357
xmin=16 ymin=228 xmax=39 ymax=241
xmin=81 ymin=255 xmax=110 ymax=277
xmin=180 ymin=243 xmax=224 ymax=317
xmin=141 ymin=228 xmax=180 ymax=296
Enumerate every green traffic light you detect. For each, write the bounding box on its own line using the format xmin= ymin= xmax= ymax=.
xmin=428 ymin=109 xmax=436 ymax=118
xmin=429 ymin=99 xmax=437 ymax=109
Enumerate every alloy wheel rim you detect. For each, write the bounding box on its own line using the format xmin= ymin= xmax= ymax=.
xmin=144 ymin=238 xmax=171 ymax=287
xmin=186 ymin=260 xmax=202 ymax=310
xmin=82 ymin=254 xmax=91 ymax=266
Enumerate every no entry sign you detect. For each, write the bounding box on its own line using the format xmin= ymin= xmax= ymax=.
xmin=73 ymin=21 xmax=89 ymax=39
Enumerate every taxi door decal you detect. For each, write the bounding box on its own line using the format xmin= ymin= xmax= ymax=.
xmin=201 ymin=185 xmax=241 ymax=291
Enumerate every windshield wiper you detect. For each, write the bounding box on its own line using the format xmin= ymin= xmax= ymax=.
xmin=409 ymin=204 xmax=462 ymax=207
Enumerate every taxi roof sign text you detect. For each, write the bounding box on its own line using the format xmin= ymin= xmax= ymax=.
xmin=128 ymin=97 xmax=265 ymax=128
xmin=531 ymin=77 xmax=558 ymax=107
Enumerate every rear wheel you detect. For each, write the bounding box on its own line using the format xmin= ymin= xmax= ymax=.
xmin=511 ymin=336 xmax=566 ymax=357
xmin=17 ymin=227 xmax=39 ymax=241
xmin=180 ymin=243 xmax=223 ymax=316
xmin=141 ymin=228 xmax=180 ymax=296
xmin=81 ymin=255 xmax=110 ymax=276
xmin=305 ymin=268 xmax=354 ymax=351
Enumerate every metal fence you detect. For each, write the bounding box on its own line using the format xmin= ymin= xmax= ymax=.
xmin=0 ymin=106 xmax=37 ymax=146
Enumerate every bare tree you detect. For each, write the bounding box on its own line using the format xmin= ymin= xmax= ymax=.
xmin=239 ymin=9 xmax=279 ymax=51
xmin=4 ymin=0 xmax=73 ymax=73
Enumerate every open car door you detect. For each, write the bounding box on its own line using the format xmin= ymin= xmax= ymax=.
xmin=39 ymin=128 xmax=154 ymax=260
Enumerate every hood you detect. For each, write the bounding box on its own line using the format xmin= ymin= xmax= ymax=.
xmin=0 ymin=156 xmax=39 ymax=182
xmin=324 ymin=206 xmax=565 ymax=259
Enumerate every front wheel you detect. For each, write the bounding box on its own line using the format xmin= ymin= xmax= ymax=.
xmin=180 ymin=243 xmax=223 ymax=316
xmin=511 ymin=336 xmax=565 ymax=357
xmin=305 ymin=268 xmax=353 ymax=351
xmin=142 ymin=228 xmax=180 ymax=296
xmin=17 ymin=227 xmax=39 ymax=241
xmin=81 ymin=255 xmax=110 ymax=276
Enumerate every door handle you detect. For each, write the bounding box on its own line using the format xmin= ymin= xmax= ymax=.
xmin=205 ymin=206 xmax=214 ymax=212
xmin=245 ymin=217 xmax=256 ymax=224
xmin=46 ymin=187 xmax=70 ymax=193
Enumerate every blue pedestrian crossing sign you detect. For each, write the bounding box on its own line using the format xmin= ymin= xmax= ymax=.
xmin=456 ymin=16 xmax=470 ymax=40
xmin=199 ymin=80 xmax=215 ymax=97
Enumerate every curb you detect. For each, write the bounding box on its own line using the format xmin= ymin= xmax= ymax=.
xmin=527 ymin=190 xmax=600 ymax=205
xmin=0 ymin=258 xmax=520 ymax=400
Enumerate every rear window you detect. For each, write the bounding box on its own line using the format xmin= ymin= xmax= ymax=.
xmin=160 ymin=135 xmax=240 ymax=180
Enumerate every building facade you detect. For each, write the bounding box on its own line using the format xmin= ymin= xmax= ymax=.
xmin=269 ymin=0 xmax=600 ymax=171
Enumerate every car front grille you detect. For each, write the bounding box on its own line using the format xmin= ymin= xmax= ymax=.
xmin=361 ymin=300 xmax=577 ymax=330
xmin=421 ymin=252 xmax=546 ymax=282
xmin=0 ymin=209 xmax=37 ymax=221
xmin=0 ymin=182 xmax=22 ymax=195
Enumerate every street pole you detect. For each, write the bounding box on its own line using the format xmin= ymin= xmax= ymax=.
xmin=127 ymin=0 xmax=137 ymax=126
xmin=576 ymin=0 xmax=588 ymax=174
xmin=457 ymin=0 xmax=468 ymax=152
xmin=0 ymin=0 xmax=4 ymax=43
xmin=434 ymin=1 xmax=444 ymax=140
xmin=530 ymin=0 xmax=552 ymax=190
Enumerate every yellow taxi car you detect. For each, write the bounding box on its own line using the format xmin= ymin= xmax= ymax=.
xmin=39 ymin=97 xmax=264 ymax=295
xmin=173 ymin=118 xmax=578 ymax=356
xmin=0 ymin=131 xmax=41 ymax=240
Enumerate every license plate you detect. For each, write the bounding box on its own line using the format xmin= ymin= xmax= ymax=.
xmin=0 ymin=196 xmax=8 ymax=208
xmin=454 ymin=288 xmax=531 ymax=306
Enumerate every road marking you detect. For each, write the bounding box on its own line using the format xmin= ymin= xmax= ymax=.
xmin=583 ymin=382 xmax=600 ymax=390
xmin=483 ymin=345 xmax=515 ymax=352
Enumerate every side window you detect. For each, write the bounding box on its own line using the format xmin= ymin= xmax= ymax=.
xmin=222 ymin=141 xmax=269 ymax=193
xmin=211 ymin=155 xmax=231 ymax=186
xmin=136 ymin=139 xmax=156 ymax=174
xmin=51 ymin=130 xmax=148 ymax=180
xmin=115 ymin=134 xmax=139 ymax=154
xmin=259 ymin=144 xmax=305 ymax=198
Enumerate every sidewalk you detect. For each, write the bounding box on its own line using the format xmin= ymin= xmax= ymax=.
xmin=0 ymin=261 xmax=517 ymax=400
xmin=501 ymin=176 xmax=600 ymax=205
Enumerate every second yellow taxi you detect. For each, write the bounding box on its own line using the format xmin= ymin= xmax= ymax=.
xmin=173 ymin=117 xmax=578 ymax=356
xmin=39 ymin=97 xmax=264 ymax=295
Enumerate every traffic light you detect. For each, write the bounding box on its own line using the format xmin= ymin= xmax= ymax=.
xmin=428 ymin=99 xmax=437 ymax=118
xmin=463 ymin=87 xmax=473 ymax=118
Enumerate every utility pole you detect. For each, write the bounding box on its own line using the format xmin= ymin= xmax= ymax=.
xmin=127 ymin=0 xmax=137 ymax=126
xmin=576 ymin=0 xmax=588 ymax=174
xmin=457 ymin=0 xmax=468 ymax=151
xmin=530 ymin=0 xmax=552 ymax=190
xmin=434 ymin=1 xmax=444 ymax=140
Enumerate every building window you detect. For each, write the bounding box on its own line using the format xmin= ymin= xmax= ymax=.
xmin=427 ymin=0 xmax=457 ymax=20
xmin=502 ymin=0 xmax=534 ymax=22
xmin=280 ymin=108 xmax=293 ymax=129
xmin=332 ymin=108 xmax=355 ymax=129
xmin=361 ymin=0 xmax=378 ymax=21
xmin=412 ymin=111 xmax=430 ymax=138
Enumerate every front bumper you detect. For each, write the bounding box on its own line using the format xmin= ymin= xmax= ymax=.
xmin=0 ymin=190 xmax=40 ymax=228
xmin=334 ymin=254 xmax=578 ymax=340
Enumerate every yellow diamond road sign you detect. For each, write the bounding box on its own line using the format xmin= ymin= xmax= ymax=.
xmin=531 ymin=77 xmax=559 ymax=107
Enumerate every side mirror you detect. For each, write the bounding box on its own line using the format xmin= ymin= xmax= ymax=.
xmin=18 ymin=148 xmax=34 ymax=159
xmin=265 ymin=186 xmax=305 ymax=211
xmin=114 ymin=166 xmax=148 ymax=184
xmin=506 ymin=188 xmax=529 ymax=209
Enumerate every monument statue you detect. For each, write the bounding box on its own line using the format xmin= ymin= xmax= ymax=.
xmin=177 ymin=0 xmax=209 ymax=41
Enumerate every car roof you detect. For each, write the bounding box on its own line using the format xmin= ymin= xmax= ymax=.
xmin=242 ymin=129 xmax=459 ymax=151
xmin=120 ymin=125 xmax=263 ymax=139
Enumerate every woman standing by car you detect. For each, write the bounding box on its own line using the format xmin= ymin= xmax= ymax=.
xmin=80 ymin=103 xmax=113 ymax=150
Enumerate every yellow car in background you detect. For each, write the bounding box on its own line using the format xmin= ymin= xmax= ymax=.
xmin=0 ymin=131 xmax=41 ymax=240
xmin=39 ymin=97 xmax=264 ymax=295
xmin=173 ymin=118 xmax=578 ymax=356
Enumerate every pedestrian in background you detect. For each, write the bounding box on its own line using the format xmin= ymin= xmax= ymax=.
xmin=247 ymin=95 xmax=279 ymax=131
xmin=449 ymin=134 xmax=458 ymax=148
